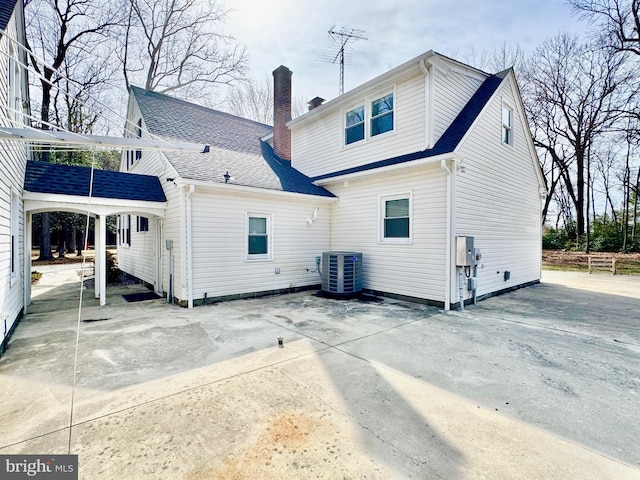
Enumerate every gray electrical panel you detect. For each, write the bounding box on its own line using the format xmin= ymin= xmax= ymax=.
xmin=456 ymin=236 xmax=474 ymax=266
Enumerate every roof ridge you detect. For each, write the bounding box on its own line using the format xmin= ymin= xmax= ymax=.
xmin=129 ymin=86 xmax=272 ymax=129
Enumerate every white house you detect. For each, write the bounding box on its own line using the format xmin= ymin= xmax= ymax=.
xmin=119 ymin=52 xmax=545 ymax=310
xmin=0 ymin=0 xmax=30 ymax=354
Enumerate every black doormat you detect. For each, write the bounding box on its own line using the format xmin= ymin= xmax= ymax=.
xmin=122 ymin=292 xmax=162 ymax=302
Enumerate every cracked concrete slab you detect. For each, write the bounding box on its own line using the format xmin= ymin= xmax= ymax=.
xmin=1 ymin=265 xmax=639 ymax=479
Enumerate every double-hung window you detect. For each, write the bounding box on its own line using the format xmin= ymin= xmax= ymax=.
xmin=371 ymin=93 xmax=394 ymax=137
xmin=343 ymin=89 xmax=396 ymax=147
xmin=502 ymin=103 xmax=513 ymax=146
xmin=380 ymin=193 xmax=411 ymax=243
xmin=345 ymin=106 xmax=365 ymax=145
xmin=247 ymin=214 xmax=271 ymax=260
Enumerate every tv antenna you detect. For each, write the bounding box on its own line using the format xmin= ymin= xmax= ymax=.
xmin=318 ymin=26 xmax=367 ymax=95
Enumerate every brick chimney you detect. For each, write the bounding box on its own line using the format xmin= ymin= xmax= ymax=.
xmin=273 ymin=65 xmax=292 ymax=160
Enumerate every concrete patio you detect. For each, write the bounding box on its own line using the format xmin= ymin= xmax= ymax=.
xmin=0 ymin=265 xmax=639 ymax=479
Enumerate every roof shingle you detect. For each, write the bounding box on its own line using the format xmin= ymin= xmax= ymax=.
xmin=130 ymin=86 xmax=334 ymax=198
xmin=24 ymin=161 xmax=167 ymax=202
xmin=0 ymin=0 xmax=18 ymax=31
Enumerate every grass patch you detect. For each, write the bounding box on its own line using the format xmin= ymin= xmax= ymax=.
xmin=31 ymin=271 xmax=43 ymax=284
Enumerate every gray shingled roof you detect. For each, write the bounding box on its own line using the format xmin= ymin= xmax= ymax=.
xmin=0 ymin=0 xmax=19 ymax=31
xmin=130 ymin=87 xmax=334 ymax=197
xmin=25 ymin=161 xmax=167 ymax=202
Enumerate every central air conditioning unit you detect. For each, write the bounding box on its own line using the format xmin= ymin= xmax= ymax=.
xmin=321 ymin=251 xmax=363 ymax=296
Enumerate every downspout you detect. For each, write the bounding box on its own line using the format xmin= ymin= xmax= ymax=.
xmin=419 ymin=59 xmax=433 ymax=150
xmin=441 ymin=159 xmax=452 ymax=311
xmin=186 ymin=185 xmax=195 ymax=309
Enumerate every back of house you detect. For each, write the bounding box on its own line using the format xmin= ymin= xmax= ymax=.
xmin=0 ymin=0 xmax=30 ymax=353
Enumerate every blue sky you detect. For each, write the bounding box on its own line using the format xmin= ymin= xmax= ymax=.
xmin=224 ymin=0 xmax=586 ymax=104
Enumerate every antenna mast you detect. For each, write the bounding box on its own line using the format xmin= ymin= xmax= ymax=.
xmin=319 ymin=26 xmax=367 ymax=95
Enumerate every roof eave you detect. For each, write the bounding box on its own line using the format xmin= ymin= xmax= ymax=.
xmin=313 ymin=152 xmax=459 ymax=185
xmin=172 ymin=177 xmax=337 ymax=201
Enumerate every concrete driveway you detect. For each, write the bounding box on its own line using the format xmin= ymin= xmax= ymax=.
xmin=0 ymin=265 xmax=639 ymax=479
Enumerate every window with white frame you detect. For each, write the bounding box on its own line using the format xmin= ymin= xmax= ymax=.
xmin=345 ymin=105 xmax=365 ymax=145
xmin=246 ymin=214 xmax=271 ymax=259
xmin=118 ymin=215 xmax=131 ymax=246
xmin=137 ymin=216 xmax=149 ymax=232
xmin=342 ymin=89 xmax=396 ymax=147
xmin=10 ymin=189 xmax=19 ymax=283
xmin=380 ymin=193 xmax=411 ymax=242
xmin=371 ymin=93 xmax=394 ymax=137
xmin=502 ymin=103 xmax=513 ymax=146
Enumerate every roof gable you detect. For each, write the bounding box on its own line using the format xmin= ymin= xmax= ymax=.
xmin=25 ymin=161 xmax=167 ymax=202
xmin=311 ymin=71 xmax=508 ymax=182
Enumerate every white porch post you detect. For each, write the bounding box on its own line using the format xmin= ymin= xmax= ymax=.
xmin=23 ymin=212 xmax=32 ymax=312
xmin=94 ymin=215 xmax=101 ymax=299
xmin=154 ymin=218 xmax=163 ymax=295
xmin=98 ymin=215 xmax=106 ymax=306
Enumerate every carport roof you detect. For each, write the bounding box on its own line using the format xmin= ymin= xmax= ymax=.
xmin=24 ymin=160 xmax=166 ymax=202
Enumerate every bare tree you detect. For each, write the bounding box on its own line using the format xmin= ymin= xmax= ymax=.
xmin=121 ymin=0 xmax=247 ymax=98
xmin=570 ymin=0 xmax=640 ymax=55
xmin=523 ymin=34 xmax=630 ymax=241
xmin=25 ymin=0 xmax=122 ymax=260
xmin=224 ymin=76 xmax=307 ymax=124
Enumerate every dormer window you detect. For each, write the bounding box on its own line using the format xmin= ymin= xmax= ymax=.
xmin=371 ymin=93 xmax=394 ymax=137
xmin=345 ymin=106 xmax=365 ymax=145
xmin=502 ymin=103 xmax=513 ymax=146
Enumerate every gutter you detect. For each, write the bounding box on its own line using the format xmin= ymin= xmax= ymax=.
xmin=313 ymin=152 xmax=454 ymax=186
xmin=172 ymin=177 xmax=337 ymax=202
xmin=186 ymin=184 xmax=195 ymax=309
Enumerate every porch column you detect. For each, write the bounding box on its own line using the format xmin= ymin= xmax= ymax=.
xmin=23 ymin=212 xmax=32 ymax=313
xmin=98 ymin=215 xmax=106 ymax=306
xmin=94 ymin=215 xmax=101 ymax=299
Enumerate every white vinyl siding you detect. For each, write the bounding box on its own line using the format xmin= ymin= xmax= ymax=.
xmin=455 ymin=77 xmax=541 ymax=301
xmin=118 ymin=148 xmax=175 ymax=290
xmin=292 ymin=74 xmax=425 ymax=178
xmin=189 ymin=189 xmax=330 ymax=300
xmin=327 ymin=164 xmax=446 ymax=302
xmin=1 ymin=2 xmax=28 ymax=348
xmin=432 ymin=67 xmax=484 ymax=143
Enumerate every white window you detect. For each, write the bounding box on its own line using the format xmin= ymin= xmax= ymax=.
xmin=345 ymin=106 xmax=365 ymax=145
xmin=118 ymin=215 xmax=131 ymax=246
xmin=246 ymin=214 xmax=272 ymax=260
xmin=137 ymin=216 xmax=149 ymax=232
xmin=502 ymin=103 xmax=513 ymax=146
xmin=371 ymin=93 xmax=394 ymax=137
xmin=10 ymin=189 xmax=19 ymax=284
xmin=342 ymin=88 xmax=396 ymax=147
xmin=379 ymin=193 xmax=412 ymax=243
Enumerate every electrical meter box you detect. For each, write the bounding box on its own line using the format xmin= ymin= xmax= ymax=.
xmin=456 ymin=236 xmax=475 ymax=266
